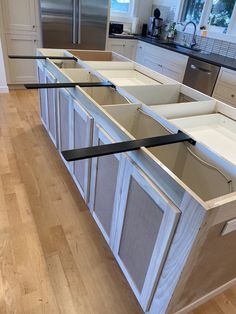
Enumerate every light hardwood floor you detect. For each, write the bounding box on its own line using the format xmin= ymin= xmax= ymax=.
xmin=0 ymin=89 xmax=235 ymax=314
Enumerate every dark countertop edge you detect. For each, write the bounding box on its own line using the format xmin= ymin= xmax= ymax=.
xmin=109 ymin=35 xmax=236 ymax=72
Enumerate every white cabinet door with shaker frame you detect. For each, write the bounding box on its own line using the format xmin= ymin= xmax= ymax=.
xmin=57 ymin=88 xmax=72 ymax=170
xmin=89 ymin=125 xmax=124 ymax=246
xmin=113 ymin=157 xmax=181 ymax=311
xmin=71 ymin=99 xmax=93 ymax=203
xmin=37 ymin=61 xmax=48 ymax=129
xmin=45 ymin=69 xmax=58 ymax=147
xmin=2 ymin=0 xmax=37 ymax=33
xmin=6 ymin=34 xmax=38 ymax=83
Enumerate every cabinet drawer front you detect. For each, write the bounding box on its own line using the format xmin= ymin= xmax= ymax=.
xmin=114 ymin=158 xmax=180 ymax=310
xmin=214 ymin=83 xmax=236 ymax=106
xmin=219 ymin=68 xmax=236 ymax=88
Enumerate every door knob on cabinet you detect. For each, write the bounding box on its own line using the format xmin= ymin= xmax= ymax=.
xmin=231 ymin=94 xmax=235 ymax=98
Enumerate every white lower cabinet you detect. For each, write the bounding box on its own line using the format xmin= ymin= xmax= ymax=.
xmin=107 ymin=39 xmax=137 ymax=61
xmin=213 ymin=67 xmax=236 ymax=107
xmin=89 ymin=125 xmax=124 ymax=246
xmin=45 ymin=69 xmax=58 ymax=147
xmin=6 ymin=33 xmax=38 ymax=83
xmin=113 ymin=157 xmax=181 ymax=311
xmin=71 ymin=99 xmax=93 ymax=202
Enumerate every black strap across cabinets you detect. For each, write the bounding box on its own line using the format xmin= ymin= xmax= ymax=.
xmin=8 ymin=55 xmax=78 ymax=61
xmin=24 ymin=81 xmax=116 ymax=89
xmin=62 ymin=131 xmax=196 ymax=162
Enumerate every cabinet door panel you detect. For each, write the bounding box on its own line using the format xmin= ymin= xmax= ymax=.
xmin=6 ymin=34 xmax=38 ymax=83
xmin=72 ymin=100 xmax=93 ymax=201
xmin=89 ymin=126 xmax=123 ymax=245
xmin=58 ymin=89 xmax=71 ymax=152
xmin=46 ymin=70 xmax=57 ymax=147
xmin=2 ymin=0 xmax=37 ymax=32
xmin=37 ymin=63 xmax=47 ymax=128
xmin=114 ymin=158 xmax=180 ymax=310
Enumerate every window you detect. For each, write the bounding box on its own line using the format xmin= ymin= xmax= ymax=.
xmin=181 ymin=0 xmax=236 ymax=34
xmin=111 ymin=0 xmax=133 ymax=17
xmin=209 ymin=0 xmax=235 ymax=28
xmin=182 ymin=0 xmax=205 ymax=24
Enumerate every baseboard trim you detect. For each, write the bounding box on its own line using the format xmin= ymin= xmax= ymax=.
xmin=0 ymin=85 xmax=9 ymax=93
xmin=174 ymin=278 xmax=236 ymax=314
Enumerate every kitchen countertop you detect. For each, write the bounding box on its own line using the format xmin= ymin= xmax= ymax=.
xmin=109 ymin=34 xmax=236 ymax=71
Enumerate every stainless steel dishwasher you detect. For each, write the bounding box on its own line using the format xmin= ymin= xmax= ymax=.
xmin=183 ymin=57 xmax=220 ymax=96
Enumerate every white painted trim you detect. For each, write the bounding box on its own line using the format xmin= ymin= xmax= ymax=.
xmin=0 ymin=86 xmax=9 ymax=93
xmin=174 ymin=277 xmax=236 ymax=314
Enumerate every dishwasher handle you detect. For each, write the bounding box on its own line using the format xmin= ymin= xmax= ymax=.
xmin=190 ymin=64 xmax=212 ymax=75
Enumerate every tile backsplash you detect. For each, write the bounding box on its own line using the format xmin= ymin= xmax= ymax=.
xmin=176 ymin=32 xmax=236 ymax=59
xmin=153 ymin=4 xmax=236 ymax=59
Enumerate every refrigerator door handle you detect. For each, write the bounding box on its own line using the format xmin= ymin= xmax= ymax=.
xmin=72 ymin=0 xmax=77 ymax=44
xmin=77 ymin=0 xmax=81 ymax=44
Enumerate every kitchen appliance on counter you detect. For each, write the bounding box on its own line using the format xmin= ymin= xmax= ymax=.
xmin=40 ymin=0 xmax=109 ymax=50
xmin=183 ymin=58 xmax=220 ymax=96
xmin=109 ymin=23 xmax=124 ymax=35
xmin=148 ymin=8 xmax=163 ymax=38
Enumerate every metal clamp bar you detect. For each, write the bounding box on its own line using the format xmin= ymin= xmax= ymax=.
xmin=62 ymin=131 xmax=196 ymax=162
xmin=24 ymin=81 xmax=116 ymax=89
xmin=8 ymin=55 xmax=78 ymax=61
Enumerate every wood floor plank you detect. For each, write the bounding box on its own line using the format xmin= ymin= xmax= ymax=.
xmin=0 ymin=89 xmax=235 ymax=314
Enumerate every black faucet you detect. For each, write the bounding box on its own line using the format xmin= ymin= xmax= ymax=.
xmin=183 ymin=21 xmax=197 ymax=49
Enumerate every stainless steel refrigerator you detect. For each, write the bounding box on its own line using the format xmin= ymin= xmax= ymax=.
xmin=40 ymin=0 xmax=109 ymax=50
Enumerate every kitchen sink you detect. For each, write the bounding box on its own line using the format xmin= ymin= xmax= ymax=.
xmin=160 ymin=42 xmax=201 ymax=52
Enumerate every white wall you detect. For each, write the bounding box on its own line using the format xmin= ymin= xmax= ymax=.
xmin=0 ymin=38 xmax=8 ymax=93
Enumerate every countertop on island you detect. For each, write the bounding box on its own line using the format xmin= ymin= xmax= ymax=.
xmin=109 ymin=34 xmax=236 ymax=71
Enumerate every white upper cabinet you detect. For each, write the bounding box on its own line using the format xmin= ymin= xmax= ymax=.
xmin=2 ymin=0 xmax=37 ymax=33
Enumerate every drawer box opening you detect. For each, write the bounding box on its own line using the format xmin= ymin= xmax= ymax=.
xmin=61 ymin=69 xmax=102 ymax=83
xmin=68 ymin=50 xmax=125 ymax=61
xmin=84 ymin=61 xmax=135 ymax=71
xmin=97 ymin=70 xmax=162 ymax=86
xmin=149 ymin=101 xmax=217 ymax=120
xmin=169 ymin=113 xmax=236 ymax=166
xmin=105 ymin=105 xmax=235 ymax=201
xmin=121 ymin=84 xmax=212 ymax=106
xmin=52 ymin=59 xmax=83 ymax=69
xmin=81 ymin=86 xmax=132 ymax=106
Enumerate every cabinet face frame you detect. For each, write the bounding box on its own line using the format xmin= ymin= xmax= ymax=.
xmin=57 ymin=88 xmax=73 ymax=171
xmin=37 ymin=61 xmax=48 ymax=129
xmin=45 ymin=69 xmax=58 ymax=147
xmin=113 ymin=157 xmax=181 ymax=311
xmin=89 ymin=125 xmax=125 ymax=246
xmin=71 ymin=99 xmax=94 ymax=202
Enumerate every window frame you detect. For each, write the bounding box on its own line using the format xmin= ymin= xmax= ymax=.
xmin=178 ymin=0 xmax=236 ymax=37
xmin=110 ymin=0 xmax=134 ymax=18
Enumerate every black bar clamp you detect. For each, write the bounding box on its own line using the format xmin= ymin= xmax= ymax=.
xmin=24 ymin=81 xmax=116 ymax=90
xmin=62 ymin=131 xmax=196 ymax=162
xmin=8 ymin=55 xmax=78 ymax=61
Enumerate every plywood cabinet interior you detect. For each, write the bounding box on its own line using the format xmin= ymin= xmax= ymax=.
xmin=71 ymin=99 xmax=93 ymax=202
xmin=113 ymin=157 xmax=180 ymax=310
xmin=89 ymin=125 xmax=123 ymax=246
